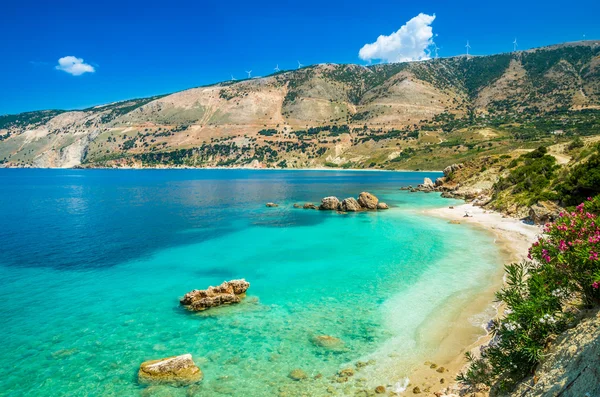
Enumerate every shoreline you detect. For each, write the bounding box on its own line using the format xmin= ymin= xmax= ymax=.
xmin=405 ymin=203 xmax=541 ymax=395
xmin=0 ymin=165 xmax=443 ymax=173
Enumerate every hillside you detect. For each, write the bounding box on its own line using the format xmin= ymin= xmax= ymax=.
xmin=1 ymin=41 xmax=600 ymax=169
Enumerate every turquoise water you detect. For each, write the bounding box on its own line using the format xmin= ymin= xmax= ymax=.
xmin=0 ymin=170 xmax=501 ymax=396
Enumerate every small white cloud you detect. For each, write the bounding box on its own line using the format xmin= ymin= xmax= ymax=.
xmin=55 ymin=56 xmax=95 ymax=76
xmin=359 ymin=13 xmax=436 ymax=63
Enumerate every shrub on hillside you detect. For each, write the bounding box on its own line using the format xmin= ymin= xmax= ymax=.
xmin=555 ymin=145 xmax=600 ymax=206
xmin=494 ymin=146 xmax=558 ymax=204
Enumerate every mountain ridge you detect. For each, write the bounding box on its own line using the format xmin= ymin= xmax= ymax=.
xmin=1 ymin=40 xmax=600 ymax=169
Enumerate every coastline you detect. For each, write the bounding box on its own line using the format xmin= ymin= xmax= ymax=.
xmin=404 ymin=203 xmax=541 ymax=396
xmin=0 ymin=165 xmax=442 ymax=173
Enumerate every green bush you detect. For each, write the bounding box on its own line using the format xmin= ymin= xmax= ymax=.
xmin=555 ymin=145 xmax=600 ymax=206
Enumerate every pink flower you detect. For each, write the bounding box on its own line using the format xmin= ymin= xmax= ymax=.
xmin=590 ymin=252 xmax=599 ymax=261
xmin=593 ymin=282 xmax=599 ymax=290
xmin=558 ymin=240 xmax=568 ymax=252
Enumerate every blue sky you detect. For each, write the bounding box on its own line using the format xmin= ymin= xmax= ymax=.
xmin=2 ymin=0 xmax=599 ymax=115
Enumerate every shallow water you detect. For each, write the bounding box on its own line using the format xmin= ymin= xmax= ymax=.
xmin=0 ymin=169 xmax=500 ymax=396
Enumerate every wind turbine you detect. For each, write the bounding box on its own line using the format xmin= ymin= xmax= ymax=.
xmin=297 ymin=60 xmax=303 ymax=69
xmin=433 ymin=44 xmax=441 ymax=59
xmin=245 ymin=70 xmax=252 ymax=78
xmin=513 ymin=38 xmax=518 ymax=52
xmin=274 ymin=64 xmax=280 ymax=72
xmin=231 ymin=75 xmax=236 ymax=81
xmin=465 ymin=41 xmax=471 ymax=59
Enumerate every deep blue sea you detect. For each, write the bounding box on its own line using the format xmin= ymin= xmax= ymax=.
xmin=0 ymin=169 xmax=501 ymax=396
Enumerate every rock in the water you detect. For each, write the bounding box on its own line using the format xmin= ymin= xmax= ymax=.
xmin=340 ymin=198 xmax=361 ymax=212
xmin=311 ymin=335 xmax=344 ymax=351
xmin=288 ymin=369 xmax=308 ymax=381
xmin=375 ymin=385 xmax=386 ymax=394
xmin=376 ymin=202 xmax=389 ymax=210
xmin=180 ymin=279 xmax=250 ymax=311
xmin=293 ymin=203 xmax=302 ymax=208
xmin=357 ymin=192 xmax=379 ymax=209
xmin=319 ymin=196 xmax=340 ymax=210
xmin=265 ymin=202 xmax=278 ymax=207
xmin=303 ymin=203 xmax=318 ymax=210
xmin=423 ymin=178 xmax=434 ymax=188
xmin=338 ymin=368 xmax=354 ymax=377
xmin=138 ymin=354 xmax=202 ymax=385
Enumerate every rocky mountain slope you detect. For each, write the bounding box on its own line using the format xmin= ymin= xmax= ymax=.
xmin=507 ymin=309 xmax=600 ymax=397
xmin=1 ymin=41 xmax=600 ymax=169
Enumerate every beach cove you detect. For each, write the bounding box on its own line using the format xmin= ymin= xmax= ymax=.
xmin=0 ymin=169 xmax=526 ymax=396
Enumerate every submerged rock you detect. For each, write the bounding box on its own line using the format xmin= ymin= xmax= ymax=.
xmin=288 ymin=368 xmax=308 ymax=381
xmin=180 ymin=279 xmax=250 ymax=311
xmin=340 ymin=197 xmax=361 ymax=212
xmin=265 ymin=202 xmax=279 ymax=207
xmin=319 ymin=196 xmax=340 ymax=210
xmin=357 ymin=192 xmax=379 ymax=209
xmin=138 ymin=354 xmax=202 ymax=385
xmin=293 ymin=203 xmax=302 ymax=208
xmin=311 ymin=335 xmax=345 ymax=351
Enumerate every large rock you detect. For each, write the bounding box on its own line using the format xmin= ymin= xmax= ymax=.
xmin=434 ymin=177 xmax=446 ymax=186
xmin=303 ymin=203 xmax=317 ymax=210
xmin=529 ymin=201 xmax=561 ymax=224
xmin=180 ymin=279 xmax=250 ymax=311
xmin=319 ymin=196 xmax=340 ymax=210
xmin=443 ymin=163 xmax=463 ymax=177
xmin=357 ymin=192 xmax=379 ymax=209
xmin=509 ymin=309 xmax=600 ymax=396
xmin=422 ymin=178 xmax=434 ymax=188
xmin=138 ymin=354 xmax=202 ymax=385
xmin=377 ymin=202 xmax=389 ymax=210
xmin=340 ymin=197 xmax=361 ymax=212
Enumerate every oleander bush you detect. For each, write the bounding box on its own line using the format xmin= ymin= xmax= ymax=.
xmin=458 ymin=196 xmax=600 ymax=392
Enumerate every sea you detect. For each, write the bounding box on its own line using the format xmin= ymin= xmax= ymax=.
xmin=0 ymin=169 xmax=501 ymax=396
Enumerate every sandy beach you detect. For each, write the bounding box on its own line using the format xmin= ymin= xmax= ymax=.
xmin=403 ymin=203 xmax=541 ymax=396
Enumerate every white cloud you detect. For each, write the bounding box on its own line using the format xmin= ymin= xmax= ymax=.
xmin=55 ymin=56 xmax=95 ymax=76
xmin=359 ymin=13 xmax=436 ymax=63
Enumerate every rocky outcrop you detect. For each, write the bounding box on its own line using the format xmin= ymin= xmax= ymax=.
xmin=443 ymin=163 xmax=464 ymax=177
xmin=508 ymin=309 xmax=600 ymax=396
xmin=528 ymin=201 xmax=561 ymax=224
xmin=340 ymin=197 xmax=361 ymax=212
xmin=138 ymin=354 xmax=203 ymax=385
xmin=303 ymin=203 xmax=318 ymax=210
xmin=319 ymin=196 xmax=340 ymax=210
xmin=180 ymin=279 xmax=250 ymax=311
xmin=265 ymin=202 xmax=278 ymax=207
xmin=357 ymin=192 xmax=379 ymax=209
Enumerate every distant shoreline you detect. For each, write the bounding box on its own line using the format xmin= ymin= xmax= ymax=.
xmin=1 ymin=166 xmax=443 ymax=173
